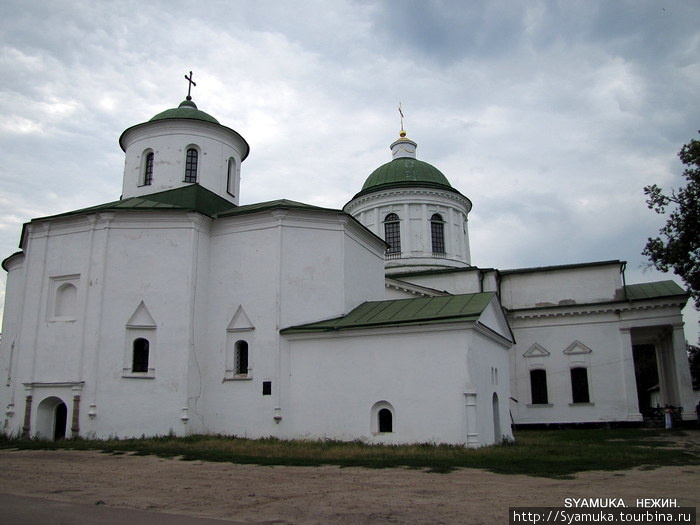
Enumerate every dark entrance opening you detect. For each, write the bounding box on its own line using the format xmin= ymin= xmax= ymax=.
xmin=632 ymin=344 xmax=659 ymax=418
xmin=54 ymin=402 xmax=67 ymax=441
xmin=378 ymin=408 xmax=393 ymax=433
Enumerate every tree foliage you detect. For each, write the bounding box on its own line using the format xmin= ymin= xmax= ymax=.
xmin=643 ymin=133 xmax=700 ymax=310
xmin=689 ymin=344 xmax=700 ymax=390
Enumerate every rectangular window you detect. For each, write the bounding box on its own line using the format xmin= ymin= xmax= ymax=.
xmin=530 ymin=369 xmax=549 ymax=405
xmin=570 ymin=367 xmax=590 ymax=403
xmin=262 ymin=381 xmax=272 ymax=396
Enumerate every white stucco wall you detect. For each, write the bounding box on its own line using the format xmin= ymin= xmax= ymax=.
xmin=345 ymin=187 xmax=472 ymax=271
xmin=500 ymin=262 xmax=623 ymax=310
xmin=120 ymin=120 xmax=248 ymax=205
xmin=509 ymin=311 xmax=633 ymax=425
xmin=282 ymin=319 xmax=511 ymax=446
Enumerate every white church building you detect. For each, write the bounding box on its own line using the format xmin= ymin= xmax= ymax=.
xmin=0 ymin=90 xmax=694 ymax=447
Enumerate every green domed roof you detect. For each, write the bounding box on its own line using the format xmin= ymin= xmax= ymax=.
xmin=360 ymin=157 xmax=453 ymax=194
xmin=149 ymin=99 xmax=220 ymax=124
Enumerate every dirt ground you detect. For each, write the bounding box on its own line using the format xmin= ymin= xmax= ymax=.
xmin=0 ymin=435 xmax=698 ymax=524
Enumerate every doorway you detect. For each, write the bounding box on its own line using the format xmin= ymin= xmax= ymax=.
xmin=36 ymin=397 xmax=68 ymax=441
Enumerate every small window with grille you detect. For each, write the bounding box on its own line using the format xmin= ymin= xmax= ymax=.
xmin=143 ymin=151 xmax=154 ymax=185
xmin=184 ymin=148 xmax=198 ymax=183
xmin=235 ymin=340 xmax=249 ymax=376
xmin=383 ymin=213 xmax=401 ymax=255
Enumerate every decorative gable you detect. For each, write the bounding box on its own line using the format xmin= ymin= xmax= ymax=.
xmin=523 ymin=343 xmax=550 ymax=358
xmin=126 ymin=301 xmax=156 ymax=328
xmin=227 ymin=305 xmax=254 ymax=332
xmin=563 ymin=340 xmax=593 ymax=355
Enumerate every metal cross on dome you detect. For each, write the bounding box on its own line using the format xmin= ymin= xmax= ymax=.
xmin=184 ymin=71 xmax=196 ymax=100
xmin=398 ymin=102 xmax=405 ymax=132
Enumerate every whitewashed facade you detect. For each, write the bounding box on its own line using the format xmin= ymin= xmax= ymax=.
xmin=0 ymin=94 xmax=694 ymax=446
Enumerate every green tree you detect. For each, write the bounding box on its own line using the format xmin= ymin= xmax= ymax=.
xmin=643 ymin=133 xmax=700 ymax=310
xmin=689 ymin=344 xmax=700 ymax=389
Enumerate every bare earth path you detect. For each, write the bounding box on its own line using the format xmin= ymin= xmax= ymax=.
xmin=0 ymin=437 xmax=698 ymax=524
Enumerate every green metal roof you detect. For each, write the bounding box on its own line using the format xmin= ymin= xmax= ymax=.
xmin=36 ymin=185 xmax=237 ymax=221
xmin=282 ymin=292 xmax=496 ymax=334
xmin=149 ymin=99 xmax=220 ymax=124
xmin=119 ymin=98 xmax=251 ymax=162
xmin=624 ymin=281 xmax=688 ymax=301
xmin=218 ymin=199 xmax=340 ymax=218
xmin=29 ymin=191 xmax=353 ymax=232
xmin=356 ymin=157 xmax=454 ymax=195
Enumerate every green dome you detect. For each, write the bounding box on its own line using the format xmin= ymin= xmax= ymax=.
xmin=149 ymin=99 xmax=220 ymax=124
xmin=359 ymin=157 xmax=453 ymax=194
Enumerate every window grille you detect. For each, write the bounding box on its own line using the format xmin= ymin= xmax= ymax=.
xmin=184 ymin=148 xmax=198 ymax=183
xmin=430 ymin=213 xmax=445 ymax=255
xmin=143 ymin=152 xmax=154 ymax=185
xmin=383 ymin=213 xmax=401 ymax=255
xmin=235 ymin=340 xmax=248 ymax=375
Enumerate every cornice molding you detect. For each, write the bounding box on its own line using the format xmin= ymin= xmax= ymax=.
xmin=508 ymin=298 xmax=686 ymax=321
xmin=345 ymin=187 xmax=471 ymax=213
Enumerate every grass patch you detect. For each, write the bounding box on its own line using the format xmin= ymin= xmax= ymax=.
xmin=0 ymin=428 xmax=697 ymax=478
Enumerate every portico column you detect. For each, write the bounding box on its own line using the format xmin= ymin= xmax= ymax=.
xmin=618 ymin=329 xmax=642 ymax=421
xmin=22 ymin=395 xmax=32 ymax=438
xmin=71 ymin=395 xmax=81 ymax=438
xmin=670 ymin=325 xmax=695 ymax=419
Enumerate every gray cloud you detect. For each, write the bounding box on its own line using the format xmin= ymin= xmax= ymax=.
xmin=0 ymin=0 xmax=698 ymax=338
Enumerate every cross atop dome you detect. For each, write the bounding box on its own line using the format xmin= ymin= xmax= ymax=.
xmin=184 ymin=70 xmax=196 ymax=101
xmin=392 ymin=102 xmax=416 ymax=158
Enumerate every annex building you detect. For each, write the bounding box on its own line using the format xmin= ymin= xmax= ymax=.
xmin=0 ymin=90 xmax=694 ymax=446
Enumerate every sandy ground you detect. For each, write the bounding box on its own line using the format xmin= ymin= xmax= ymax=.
xmin=0 ymin=435 xmax=698 ymax=524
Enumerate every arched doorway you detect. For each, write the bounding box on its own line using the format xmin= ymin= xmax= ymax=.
xmin=371 ymin=401 xmax=395 ymax=434
xmin=492 ymin=392 xmax=501 ymax=443
xmin=36 ymin=397 xmax=68 ymax=441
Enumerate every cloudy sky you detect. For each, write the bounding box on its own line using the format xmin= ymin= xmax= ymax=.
xmin=1 ymin=0 xmax=699 ymax=340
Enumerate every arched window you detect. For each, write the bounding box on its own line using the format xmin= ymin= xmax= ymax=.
xmin=383 ymin=213 xmax=401 ymax=255
xmin=227 ymin=157 xmax=237 ymax=196
xmin=378 ymin=408 xmax=393 ymax=433
xmin=184 ymin=148 xmax=198 ymax=183
xmin=132 ymin=338 xmax=150 ymax=373
xmin=235 ymin=340 xmax=249 ymax=376
xmin=430 ymin=213 xmax=445 ymax=255
xmin=570 ymin=367 xmax=590 ymax=403
xmin=530 ymin=369 xmax=548 ymax=405
xmin=143 ymin=151 xmax=154 ymax=186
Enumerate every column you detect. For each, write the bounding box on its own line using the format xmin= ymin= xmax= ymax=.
xmin=618 ymin=329 xmax=643 ymax=421
xmin=22 ymin=395 xmax=32 ymax=438
xmin=71 ymin=395 xmax=81 ymax=438
xmin=670 ymin=325 xmax=695 ymax=419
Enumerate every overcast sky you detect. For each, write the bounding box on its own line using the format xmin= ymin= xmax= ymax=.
xmin=1 ymin=0 xmax=698 ymax=340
